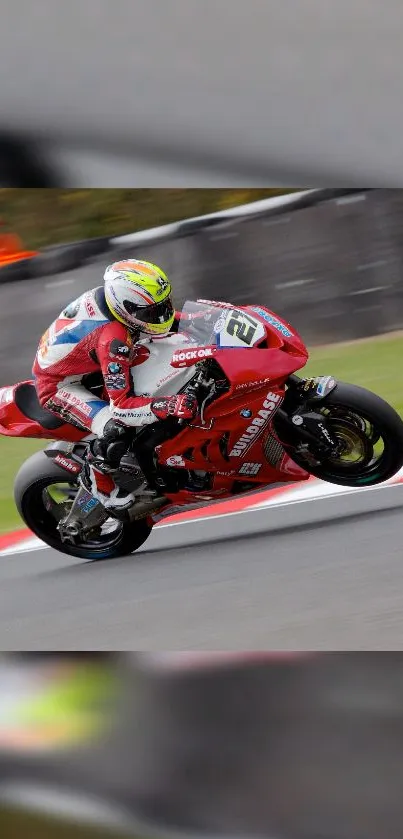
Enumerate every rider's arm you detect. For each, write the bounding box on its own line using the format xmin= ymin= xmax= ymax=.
xmin=96 ymin=322 xmax=158 ymax=426
xmin=96 ymin=322 xmax=197 ymax=427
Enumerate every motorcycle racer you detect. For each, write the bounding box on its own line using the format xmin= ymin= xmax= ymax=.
xmin=33 ymin=259 xmax=198 ymax=512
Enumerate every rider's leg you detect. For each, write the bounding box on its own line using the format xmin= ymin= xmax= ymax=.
xmin=83 ymin=418 xmax=140 ymax=511
xmin=42 ymin=378 xmax=139 ymax=510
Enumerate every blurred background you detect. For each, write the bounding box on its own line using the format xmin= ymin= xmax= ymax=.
xmin=1 ymin=0 xmax=403 ymax=187
xmin=0 ymin=186 xmax=403 ymax=535
xmin=0 ymin=189 xmax=295 ymax=248
xmin=2 ymin=652 xmax=403 ymax=839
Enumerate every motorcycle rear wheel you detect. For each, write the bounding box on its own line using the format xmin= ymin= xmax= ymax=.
xmin=14 ymin=450 xmax=153 ymax=561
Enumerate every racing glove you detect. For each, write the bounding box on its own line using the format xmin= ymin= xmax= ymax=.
xmin=151 ymin=394 xmax=198 ymax=421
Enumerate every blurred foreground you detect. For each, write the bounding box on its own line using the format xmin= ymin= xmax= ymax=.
xmin=2 ymin=653 xmax=403 ymax=839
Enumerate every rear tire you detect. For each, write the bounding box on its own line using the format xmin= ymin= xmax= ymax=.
xmin=14 ymin=450 xmax=153 ymax=561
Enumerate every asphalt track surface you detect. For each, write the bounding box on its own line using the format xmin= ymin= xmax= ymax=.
xmin=1 ymin=499 xmax=403 ymax=650
xmin=1 ymin=0 xmax=403 ymax=185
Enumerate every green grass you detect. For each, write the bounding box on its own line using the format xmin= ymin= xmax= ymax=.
xmin=1 ymin=808 xmax=132 ymax=839
xmin=0 ymin=332 xmax=402 ymax=535
xmin=0 ymin=437 xmax=46 ymax=533
xmin=304 ymin=332 xmax=403 ymax=417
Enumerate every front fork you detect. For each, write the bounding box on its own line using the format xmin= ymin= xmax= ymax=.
xmin=277 ymin=374 xmax=341 ymax=461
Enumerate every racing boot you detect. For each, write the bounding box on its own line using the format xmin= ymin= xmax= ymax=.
xmin=80 ymin=420 xmax=140 ymax=512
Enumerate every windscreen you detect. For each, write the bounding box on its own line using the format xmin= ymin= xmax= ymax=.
xmin=177 ymin=300 xmax=266 ymax=349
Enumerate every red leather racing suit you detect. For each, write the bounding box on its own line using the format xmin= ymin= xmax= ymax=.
xmin=33 ymin=286 xmax=187 ymax=435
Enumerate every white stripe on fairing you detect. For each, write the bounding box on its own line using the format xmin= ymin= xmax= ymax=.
xmin=2 ymin=470 xmax=403 ymax=557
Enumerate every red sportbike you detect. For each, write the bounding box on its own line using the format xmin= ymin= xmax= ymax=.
xmin=3 ymin=299 xmax=403 ymax=561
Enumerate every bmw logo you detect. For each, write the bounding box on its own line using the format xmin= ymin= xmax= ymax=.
xmin=108 ymin=362 xmax=121 ymax=374
xmin=240 ymin=409 xmax=252 ymax=418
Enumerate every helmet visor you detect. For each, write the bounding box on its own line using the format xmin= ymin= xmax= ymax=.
xmin=123 ymin=296 xmax=174 ymax=325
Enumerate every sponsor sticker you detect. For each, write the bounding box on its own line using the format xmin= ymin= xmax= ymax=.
xmin=252 ymin=307 xmax=293 ymax=338
xmin=85 ymin=297 xmax=96 ymax=318
xmin=171 ymin=347 xmax=213 ymax=366
xmin=303 ymin=378 xmax=316 ymax=392
xmin=318 ymin=422 xmax=334 ymax=444
xmin=105 ymin=374 xmax=126 ymax=390
xmin=156 ymin=371 xmax=176 ymax=387
xmin=317 ymin=376 xmax=335 ymax=396
xmin=302 ymin=376 xmax=335 ymax=398
xmin=235 ymin=377 xmax=271 ymax=391
xmin=156 ymin=276 xmax=170 ymax=293
xmin=114 ymin=408 xmax=152 ymax=420
xmin=229 ymin=390 xmax=283 ymax=457
xmin=77 ymin=493 xmax=99 ymax=513
xmin=214 ymin=314 xmax=227 ymax=333
xmin=108 ymin=362 xmax=122 ymax=374
xmin=109 ymin=339 xmax=132 ymax=359
xmin=58 ymin=390 xmax=92 ymax=417
xmin=54 ymin=453 xmax=81 ymax=474
xmin=166 ymin=455 xmax=186 ymax=467
xmin=238 ymin=462 xmax=262 ymax=476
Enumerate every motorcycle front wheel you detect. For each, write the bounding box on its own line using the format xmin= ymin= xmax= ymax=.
xmin=279 ymin=382 xmax=403 ymax=487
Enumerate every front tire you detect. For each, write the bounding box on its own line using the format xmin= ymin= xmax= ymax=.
xmin=280 ymin=382 xmax=403 ymax=487
xmin=14 ymin=450 xmax=153 ymax=561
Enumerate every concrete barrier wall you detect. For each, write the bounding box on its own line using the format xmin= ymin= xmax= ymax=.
xmin=3 ymin=188 xmax=403 ymax=385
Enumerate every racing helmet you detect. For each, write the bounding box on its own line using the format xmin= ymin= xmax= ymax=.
xmin=104 ymin=259 xmax=175 ymax=336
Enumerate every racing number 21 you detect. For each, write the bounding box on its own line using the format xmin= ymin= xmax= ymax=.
xmin=226 ymin=311 xmax=258 ymax=345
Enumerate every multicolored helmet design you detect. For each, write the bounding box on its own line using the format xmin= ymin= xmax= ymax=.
xmin=104 ymin=259 xmax=174 ymax=336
